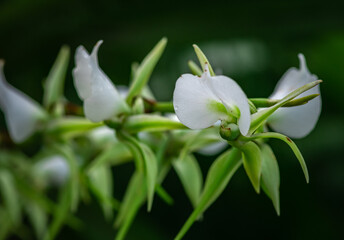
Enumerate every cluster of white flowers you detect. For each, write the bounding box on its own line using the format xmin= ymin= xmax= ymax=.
xmin=173 ymin=53 xmax=321 ymax=139
xmin=0 ymin=42 xmax=321 ymax=143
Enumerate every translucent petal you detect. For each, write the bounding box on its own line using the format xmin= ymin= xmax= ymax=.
xmin=209 ymin=75 xmax=251 ymax=135
xmin=268 ymin=54 xmax=321 ymax=138
xmin=0 ymin=62 xmax=46 ymax=143
xmin=72 ymin=41 xmax=127 ymax=122
xmin=173 ymin=74 xmax=224 ymax=129
xmin=34 ymin=155 xmax=70 ymax=187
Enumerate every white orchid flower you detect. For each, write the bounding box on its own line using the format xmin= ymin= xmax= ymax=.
xmin=0 ymin=61 xmax=46 ymax=143
xmin=173 ymin=65 xmax=250 ymax=136
xmin=73 ymin=41 xmax=129 ymax=122
xmin=34 ymin=155 xmax=70 ymax=187
xmin=267 ymin=54 xmax=321 ymax=138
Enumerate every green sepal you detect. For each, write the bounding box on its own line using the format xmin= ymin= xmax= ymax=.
xmin=126 ymin=37 xmax=167 ymax=105
xmin=174 ymin=148 xmax=242 ymax=240
xmin=173 ymin=154 xmax=203 ymax=208
xmin=249 ymin=80 xmax=322 ymax=135
xmin=239 ymin=141 xmax=262 ymax=193
xmin=187 ymin=60 xmax=203 ymax=76
xmin=123 ymin=114 xmax=187 ymax=133
xmin=260 ymin=144 xmax=280 ymax=215
xmin=193 ymin=44 xmax=215 ymax=76
xmin=43 ymin=46 xmax=70 ymax=109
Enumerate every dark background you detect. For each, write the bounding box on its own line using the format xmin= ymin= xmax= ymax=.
xmin=1 ymin=0 xmax=344 ymax=239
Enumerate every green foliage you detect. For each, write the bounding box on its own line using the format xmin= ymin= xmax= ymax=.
xmin=175 ymin=148 xmax=242 ymax=240
xmin=43 ymin=46 xmax=70 ymax=110
xmin=260 ymin=144 xmax=280 ymax=215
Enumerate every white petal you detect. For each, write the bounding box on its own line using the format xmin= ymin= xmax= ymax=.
xmin=268 ymin=54 xmax=321 ymax=138
xmin=0 ymin=62 xmax=46 ymax=143
xmin=209 ymin=75 xmax=251 ymax=135
xmin=173 ymin=74 xmax=224 ymax=129
xmin=35 ymin=155 xmax=70 ymax=187
xmin=72 ymin=41 xmax=127 ymax=122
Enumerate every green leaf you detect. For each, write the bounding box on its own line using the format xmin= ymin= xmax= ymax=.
xmin=44 ymin=182 xmax=72 ymax=240
xmin=187 ymin=60 xmax=202 ymax=76
xmin=86 ymin=143 xmax=132 ymax=171
xmin=88 ymin=165 xmax=114 ymax=220
xmin=249 ymin=80 xmax=322 ymax=134
xmin=173 ymin=154 xmax=203 ymax=207
xmin=43 ymin=45 xmax=70 ymax=108
xmin=25 ymin=200 xmax=48 ymax=239
xmin=155 ymin=184 xmax=174 ymax=205
xmin=118 ymin=132 xmax=158 ymax=211
xmin=0 ymin=170 xmax=21 ymax=226
xmin=52 ymin=144 xmax=80 ymax=212
xmin=123 ymin=114 xmax=187 ymax=133
xmin=0 ymin=207 xmax=12 ymax=240
xmin=126 ymin=37 xmax=167 ymax=105
xmin=260 ymin=144 xmax=280 ymax=215
xmin=239 ymin=141 xmax=262 ymax=193
xmin=175 ymin=148 xmax=242 ymax=240
xmin=139 ymin=142 xmax=158 ymax=211
xmin=193 ymin=44 xmax=215 ymax=76
xmin=242 ymin=132 xmax=309 ymax=183
xmin=114 ymin=172 xmax=146 ymax=240
xmin=250 ymin=94 xmax=320 ymax=108
xmin=47 ymin=117 xmax=103 ymax=139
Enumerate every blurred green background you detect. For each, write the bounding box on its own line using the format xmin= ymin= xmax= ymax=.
xmin=1 ymin=0 xmax=344 ymax=239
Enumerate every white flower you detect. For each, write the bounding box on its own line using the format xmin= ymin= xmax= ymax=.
xmin=0 ymin=61 xmax=46 ymax=143
xmin=267 ymin=54 xmax=321 ymax=138
xmin=73 ymin=41 xmax=128 ymax=122
xmin=173 ymin=65 xmax=250 ymax=135
xmin=34 ymin=155 xmax=70 ymax=187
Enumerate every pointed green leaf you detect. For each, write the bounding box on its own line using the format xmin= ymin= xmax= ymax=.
xmin=88 ymin=165 xmax=114 ymax=220
xmin=0 ymin=207 xmax=12 ymax=240
xmin=47 ymin=117 xmax=103 ymax=139
xmin=118 ymin=132 xmax=158 ymax=211
xmin=249 ymin=80 xmax=322 ymax=134
xmin=114 ymin=171 xmax=146 ymax=229
xmin=126 ymin=37 xmax=167 ymax=105
xmin=52 ymin=144 xmax=80 ymax=212
xmin=192 ymin=44 xmax=215 ymax=76
xmin=250 ymin=94 xmax=320 ymax=108
xmin=187 ymin=60 xmax=202 ymax=76
xmin=242 ymin=132 xmax=309 ymax=182
xmin=44 ymin=182 xmax=72 ymax=240
xmin=123 ymin=114 xmax=187 ymax=133
xmin=139 ymin=142 xmax=158 ymax=212
xmin=0 ymin=170 xmax=21 ymax=226
xmin=173 ymin=154 xmax=203 ymax=208
xmin=25 ymin=200 xmax=48 ymax=239
xmin=43 ymin=46 xmax=70 ymax=108
xmin=86 ymin=143 xmax=132 ymax=171
xmin=155 ymin=184 xmax=174 ymax=205
xmin=260 ymin=144 xmax=280 ymax=215
xmin=239 ymin=141 xmax=262 ymax=193
xmin=175 ymin=148 xmax=242 ymax=240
